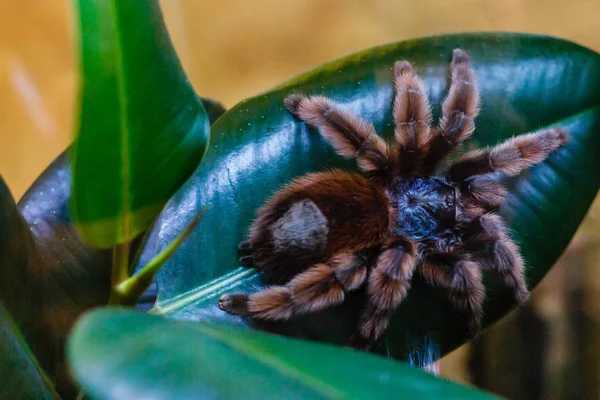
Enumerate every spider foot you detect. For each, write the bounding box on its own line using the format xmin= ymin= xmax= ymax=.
xmin=218 ymin=294 xmax=250 ymax=316
xmin=393 ymin=60 xmax=413 ymax=77
xmin=514 ymin=288 xmax=530 ymax=304
xmin=284 ymin=94 xmax=304 ymax=116
xmin=451 ymin=48 xmax=470 ymax=65
xmin=239 ymin=255 xmax=254 ymax=267
xmin=345 ymin=333 xmax=373 ymax=351
xmin=237 ymin=240 xmax=254 ymax=254
xmin=464 ymin=314 xmax=482 ymax=338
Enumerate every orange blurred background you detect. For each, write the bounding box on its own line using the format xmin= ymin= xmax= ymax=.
xmin=2 ymin=1 xmax=600 ymax=398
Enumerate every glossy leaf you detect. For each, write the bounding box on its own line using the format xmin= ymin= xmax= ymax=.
xmin=0 ymin=177 xmax=60 ymax=398
xmin=0 ymin=305 xmax=58 ymax=399
xmin=140 ymin=33 xmax=600 ymax=360
xmin=1 ymin=174 xmax=58 ymax=375
xmin=0 ymin=98 xmax=225 ymax=397
xmin=17 ymin=151 xmax=113 ymax=397
xmin=68 ymin=309 xmax=495 ymax=400
xmin=71 ymin=0 xmax=210 ymax=247
xmin=13 ymin=96 xmax=226 ymax=330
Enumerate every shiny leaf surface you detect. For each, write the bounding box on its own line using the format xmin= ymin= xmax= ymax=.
xmin=18 ymin=151 xmax=112 ymax=397
xmin=1 ymin=175 xmax=58 ymax=376
xmin=68 ymin=309 xmax=495 ymax=400
xmin=0 ymin=305 xmax=58 ymax=400
xmin=0 ymin=303 xmax=59 ymax=400
xmin=0 ymin=177 xmax=59 ymax=398
xmin=142 ymin=33 xmax=600 ymax=359
xmin=6 ymin=97 xmax=225 ymax=396
xmin=71 ymin=0 xmax=210 ymax=247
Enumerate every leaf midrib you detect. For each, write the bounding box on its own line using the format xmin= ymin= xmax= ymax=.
xmin=151 ymin=268 xmax=254 ymax=315
xmin=109 ymin=0 xmax=131 ymax=241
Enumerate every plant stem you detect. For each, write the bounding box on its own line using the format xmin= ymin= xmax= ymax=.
xmin=108 ymin=241 xmax=130 ymax=305
xmin=116 ymin=214 xmax=202 ymax=305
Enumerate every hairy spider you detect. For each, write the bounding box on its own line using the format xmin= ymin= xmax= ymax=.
xmin=218 ymin=49 xmax=568 ymax=349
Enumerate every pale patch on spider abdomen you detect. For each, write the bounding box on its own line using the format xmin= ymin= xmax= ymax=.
xmin=270 ymin=199 xmax=329 ymax=252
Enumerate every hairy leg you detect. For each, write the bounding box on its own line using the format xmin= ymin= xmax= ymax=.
xmin=392 ymin=60 xmax=432 ymax=175
xmin=463 ymin=213 xmax=529 ymax=303
xmin=348 ymin=238 xmax=417 ymax=350
xmin=423 ymin=49 xmax=480 ymax=173
xmin=455 ymin=176 xmax=507 ymax=222
xmin=237 ymin=241 xmax=254 ymax=266
xmin=285 ymin=94 xmax=392 ymax=180
xmin=219 ymin=252 xmax=368 ymax=320
xmin=420 ymin=252 xmax=485 ymax=335
xmin=447 ymin=127 xmax=568 ymax=182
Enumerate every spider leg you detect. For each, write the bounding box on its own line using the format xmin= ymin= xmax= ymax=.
xmin=447 ymin=127 xmax=568 ymax=182
xmin=284 ymin=94 xmax=392 ymax=181
xmin=237 ymin=241 xmax=255 ymax=266
xmin=219 ymin=251 xmax=368 ymax=320
xmin=237 ymin=240 xmax=253 ymax=253
xmin=392 ymin=60 xmax=433 ymax=175
xmin=456 ymin=176 xmax=507 ymax=221
xmin=420 ymin=251 xmax=485 ymax=335
xmin=463 ymin=213 xmax=529 ymax=303
xmin=347 ymin=238 xmax=418 ymax=350
xmin=423 ymin=49 xmax=480 ymax=173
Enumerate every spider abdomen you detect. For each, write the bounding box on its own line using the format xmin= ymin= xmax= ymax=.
xmin=389 ymin=177 xmax=457 ymax=241
xmin=246 ymin=170 xmax=389 ymax=283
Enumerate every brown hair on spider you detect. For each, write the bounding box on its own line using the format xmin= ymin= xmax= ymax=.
xmin=218 ymin=48 xmax=569 ymax=350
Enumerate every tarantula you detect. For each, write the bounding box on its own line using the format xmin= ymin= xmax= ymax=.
xmin=219 ymin=49 xmax=568 ymax=349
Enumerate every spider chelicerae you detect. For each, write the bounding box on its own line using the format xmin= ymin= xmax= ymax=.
xmin=219 ymin=49 xmax=568 ymax=349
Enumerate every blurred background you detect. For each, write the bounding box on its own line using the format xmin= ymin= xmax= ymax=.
xmin=1 ymin=1 xmax=599 ymax=398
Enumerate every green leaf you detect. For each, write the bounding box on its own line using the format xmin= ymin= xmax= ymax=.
xmin=140 ymin=33 xmax=600 ymax=359
xmin=0 ymin=174 xmax=57 ymax=376
xmin=0 ymin=305 xmax=58 ymax=400
xmin=2 ymin=97 xmax=224 ymax=396
xmin=16 ymin=152 xmax=114 ymax=397
xmin=68 ymin=309 xmax=495 ymax=400
xmin=71 ymin=0 xmax=210 ymax=247
xmin=0 ymin=177 xmax=60 ymax=398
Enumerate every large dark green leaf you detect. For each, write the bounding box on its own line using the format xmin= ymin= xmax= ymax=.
xmin=141 ymin=33 xmax=600 ymax=360
xmin=0 ymin=305 xmax=58 ymax=399
xmin=12 ymin=96 xmax=226 ymax=352
xmin=0 ymin=177 xmax=60 ymax=398
xmin=6 ymin=97 xmax=225 ymax=396
xmin=1 ymin=174 xmax=57 ymax=375
xmin=68 ymin=309 xmax=495 ymax=400
xmin=71 ymin=0 xmax=210 ymax=247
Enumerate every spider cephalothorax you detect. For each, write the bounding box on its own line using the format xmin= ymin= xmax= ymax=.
xmin=219 ymin=49 xmax=568 ymax=349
